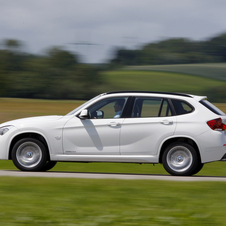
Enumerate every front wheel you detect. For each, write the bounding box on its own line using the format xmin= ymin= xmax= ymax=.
xmin=12 ymin=138 xmax=48 ymax=171
xmin=162 ymin=142 xmax=199 ymax=176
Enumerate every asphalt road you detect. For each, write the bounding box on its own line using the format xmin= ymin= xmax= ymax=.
xmin=1 ymin=170 xmax=226 ymax=181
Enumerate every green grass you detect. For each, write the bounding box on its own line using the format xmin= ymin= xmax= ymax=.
xmin=123 ymin=63 xmax=226 ymax=81
xmin=103 ymin=70 xmax=226 ymax=96
xmin=0 ymin=177 xmax=226 ymax=225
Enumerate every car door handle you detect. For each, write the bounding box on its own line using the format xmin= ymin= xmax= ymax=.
xmin=109 ymin=122 xmax=121 ymax=127
xmin=160 ymin=120 xmax=173 ymax=125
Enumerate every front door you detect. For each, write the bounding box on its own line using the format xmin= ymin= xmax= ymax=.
xmin=63 ymin=97 xmax=128 ymax=155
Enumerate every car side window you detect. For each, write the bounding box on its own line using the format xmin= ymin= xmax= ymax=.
xmin=132 ymin=97 xmax=173 ymax=117
xmin=131 ymin=97 xmax=160 ymax=117
xmin=171 ymin=99 xmax=194 ymax=115
xmin=88 ymin=97 xmax=128 ymax=119
xmin=160 ymin=99 xmax=173 ymax=117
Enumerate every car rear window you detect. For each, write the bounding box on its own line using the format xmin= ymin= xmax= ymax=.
xmin=171 ymin=99 xmax=194 ymax=115
xmin=200 ymin=100 xmax=225 ymax=116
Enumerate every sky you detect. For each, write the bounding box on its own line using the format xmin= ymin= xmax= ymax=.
xmin=0 ymin=0 xmax=226 ymax=63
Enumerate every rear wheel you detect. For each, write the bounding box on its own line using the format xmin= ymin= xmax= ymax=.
xmin=162 ymin=142 xmax=199 ymax=176
xmin=192 ymin=162 xmax=204 ymax=175
xmin=12 ymin=138 xmax=48 ymax=171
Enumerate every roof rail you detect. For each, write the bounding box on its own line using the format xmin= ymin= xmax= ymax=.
xmin=106 ymin=91 xmax=193 ymax=98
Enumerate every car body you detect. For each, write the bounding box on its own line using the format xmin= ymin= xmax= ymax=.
xmin=0 ymin=91 xmax=226 ymax=176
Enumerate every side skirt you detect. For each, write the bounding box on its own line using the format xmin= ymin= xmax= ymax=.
xmin=50 ymin=154 xmax=159 ymax=163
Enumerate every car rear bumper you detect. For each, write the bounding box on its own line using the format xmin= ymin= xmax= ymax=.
xmin=197 ymin=129 xmax=226 ymax=163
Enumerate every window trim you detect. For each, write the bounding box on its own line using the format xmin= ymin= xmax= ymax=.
xmin=121 ymin=96 xmax=135 ymax=118
xmin=158 ymin=99 xmax=174 ymax=117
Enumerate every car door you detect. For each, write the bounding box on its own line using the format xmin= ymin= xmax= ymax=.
xmin=120 ymin=97 xmax=177 ymax=156
xmin=63 ymin=97 xmax=128 ymax=155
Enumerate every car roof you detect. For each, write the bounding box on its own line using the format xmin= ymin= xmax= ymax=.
xmin=105 ymin=91 xmax=207 ymax=101
xmin=107 ymin=91 xmax=191 ymax=97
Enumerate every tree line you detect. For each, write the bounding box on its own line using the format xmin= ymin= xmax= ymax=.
xmin=0 ymin=40 xmax=103 ymax=99
xmin=110 ymin=33 xmax=226 ymax=65
xmin=1 ymin=32 xmax=226 ymax=100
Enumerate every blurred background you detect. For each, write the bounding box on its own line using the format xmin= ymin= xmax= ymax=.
xmin=0 ymin=0 xmax=226 ymax=102
xmin=1 ymin=2 xmax=226 ymax=225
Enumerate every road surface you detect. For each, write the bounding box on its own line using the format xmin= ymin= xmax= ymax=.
xmin=0 ymin=170 xmax=226 ymax=181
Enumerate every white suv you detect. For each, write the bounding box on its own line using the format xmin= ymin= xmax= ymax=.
xmin=0 ymin=91 xmax=226 ymax=176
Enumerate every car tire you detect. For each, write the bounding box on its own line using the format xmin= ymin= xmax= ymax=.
xmin=192 ymin=162 xmax=204 ymax=175
xmin=12 ymin=138 xmax=48 ymax=171
xmin=162 ymin=142 xmax=199 ymax=176
xmin=41 ymin=161 xmax=57 ymax=171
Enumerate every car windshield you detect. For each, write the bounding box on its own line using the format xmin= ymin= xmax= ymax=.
xmin=200 ymin=100 xmax=225 ymax=116
xmin=66 ymin=94 xmax=103 ymax=116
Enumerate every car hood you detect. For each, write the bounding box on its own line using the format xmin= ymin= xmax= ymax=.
xmin=0 ymin=115 xmax=64 ymax=128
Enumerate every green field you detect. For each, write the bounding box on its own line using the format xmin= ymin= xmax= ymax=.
xmin=0 ymin=177 xmax=226 ymax=225
xmin=123 ymin=63 xmax=226 ymax=81
xmin=103 ymin=70 xmax=226 ymax=98
xmin=0 ymin=98 xmax=83 ymax=123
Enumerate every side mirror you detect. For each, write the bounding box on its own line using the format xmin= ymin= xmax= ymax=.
xmin=79 ymin=109 xmax=89 ymax=119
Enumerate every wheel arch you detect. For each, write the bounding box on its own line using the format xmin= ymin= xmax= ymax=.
xmin=9 ymin=132 xmax=50 ymax=160
xmin=159 ymin=137 xmax=201 ymax=164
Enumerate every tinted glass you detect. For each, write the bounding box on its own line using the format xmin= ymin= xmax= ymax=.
xmin=132 ymin=97 xmax=163 ymax=117
xmin=88 ymin=97 xmax=128 ymax=119
xmin=200 ymin=100 xmax=225 ymax=116
xmin=160 ymin=99 xmax=172 ymax=117
xmin=171 ymin=99 xmax=194 ymax=115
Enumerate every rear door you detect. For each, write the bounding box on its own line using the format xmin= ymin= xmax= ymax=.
xmin=120 ymin=97 xmax=177 ymax=155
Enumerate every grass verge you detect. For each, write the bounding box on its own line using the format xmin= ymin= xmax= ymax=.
xmin=0 ymin=177 xmax=226 ymax=225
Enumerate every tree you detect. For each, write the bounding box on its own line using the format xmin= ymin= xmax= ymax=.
xmin=109 ymin=33 xmax=226 ymax=65
xmin=47 ymin=47 xmax=79 ymax=69
xmin=3 ymin=39 xmax=23 ymax=52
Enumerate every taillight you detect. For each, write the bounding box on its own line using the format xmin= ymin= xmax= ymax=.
xmin=207 ymin=118 xmax=226 ymax=131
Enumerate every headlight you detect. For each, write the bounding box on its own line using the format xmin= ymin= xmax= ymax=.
xmin=0 ymin=126 xmax=13 ymax=136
